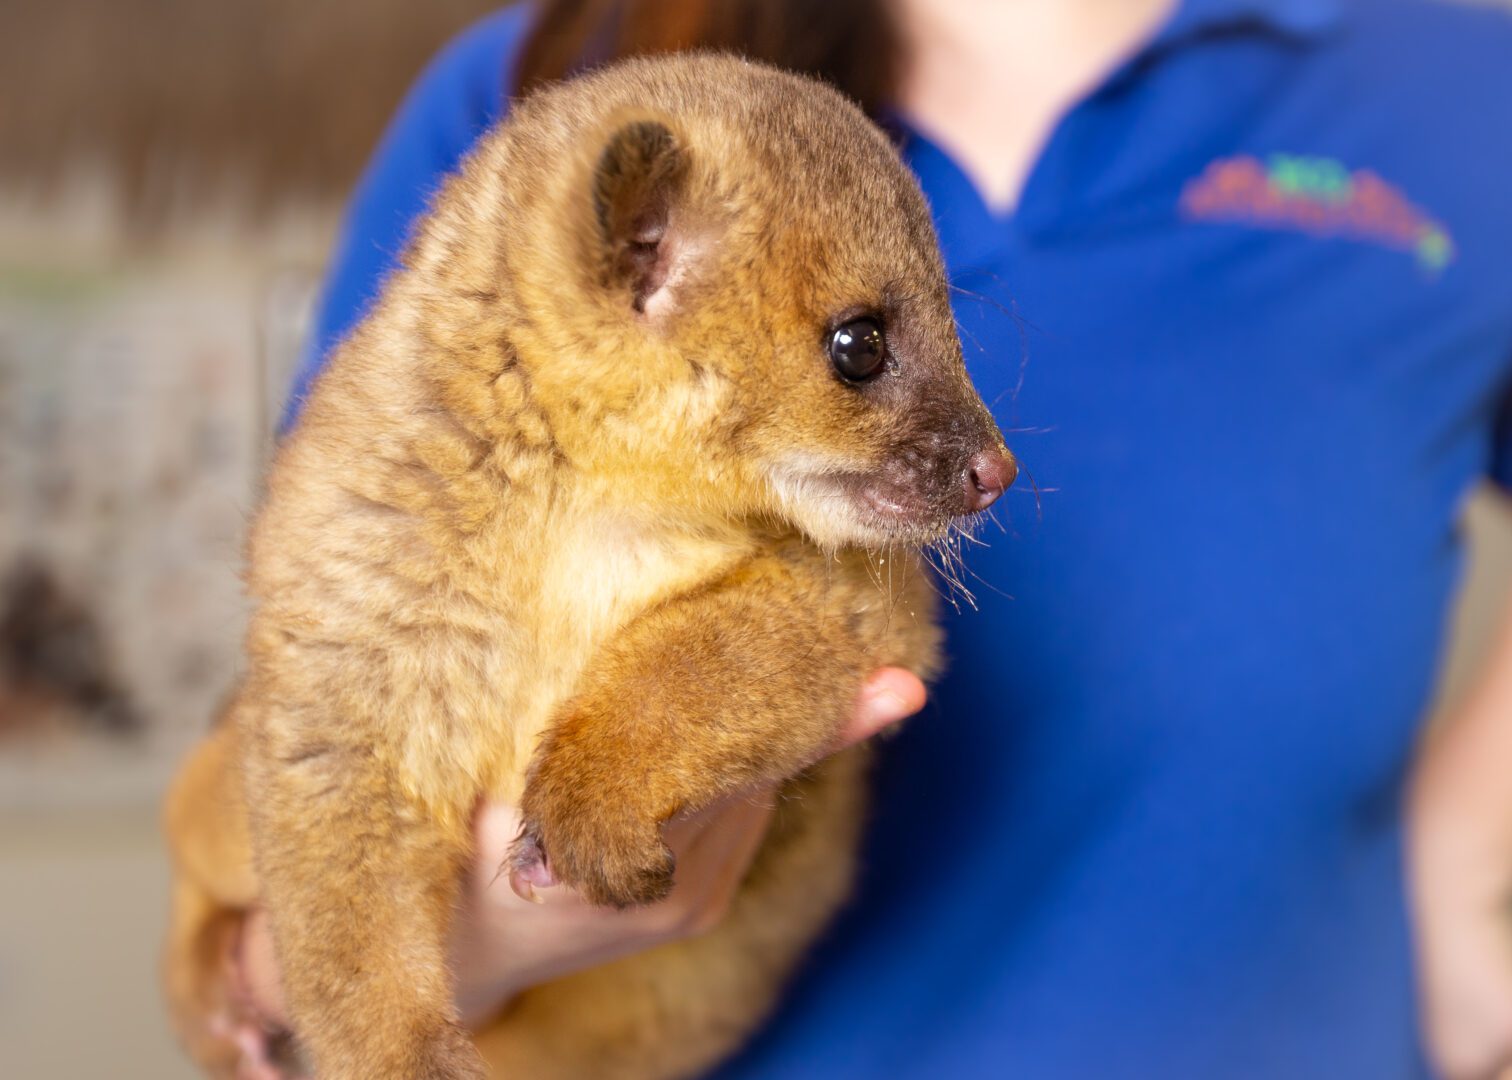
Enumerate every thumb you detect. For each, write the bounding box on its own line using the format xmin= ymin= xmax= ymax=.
xmin=834 ymin=667 xmax=927 ymax=749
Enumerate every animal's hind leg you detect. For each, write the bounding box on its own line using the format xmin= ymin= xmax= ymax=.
xmin=474 ymin=748 xmax=869 ymax=1079
xmin=162 ymin=720 xmax=261 ymax=1078
xmin=243 ymin=703 xmax=484 ymax=1080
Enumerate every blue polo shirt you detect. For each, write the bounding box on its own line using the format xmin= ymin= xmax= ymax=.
xmin=285 ymin=2 xmax=1512 ymax=1076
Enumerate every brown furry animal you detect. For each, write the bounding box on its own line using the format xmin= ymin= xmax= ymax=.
xmin=163 ymin=53 xmax=1014 ymax=1080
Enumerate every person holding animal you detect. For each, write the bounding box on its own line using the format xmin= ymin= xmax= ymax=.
xmin=172 ymin=1 xmax=1512 ymax=1078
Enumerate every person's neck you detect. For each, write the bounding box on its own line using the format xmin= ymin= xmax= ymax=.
xmin=892 ymin=0 xmax=1179 ymax=212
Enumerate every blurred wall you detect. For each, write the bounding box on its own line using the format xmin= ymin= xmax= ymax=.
xmin=0 ymin=0 xmax=505 ymax=798
xmin=0 ymin=5 xmax=504 ymax=1077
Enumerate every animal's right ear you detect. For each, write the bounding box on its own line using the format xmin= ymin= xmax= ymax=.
xmin=591 ymin=119 xmax=695 ymax=318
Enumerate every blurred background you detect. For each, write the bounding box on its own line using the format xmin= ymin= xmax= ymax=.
xmin=1 ymin=2 xmax=1510 ymax=1077
xmin=1 ymin=2 xmax=504 ymax=1075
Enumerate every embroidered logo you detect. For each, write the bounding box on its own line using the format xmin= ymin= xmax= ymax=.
xmin=1179 ymin=154 xmax=1455 ymax=273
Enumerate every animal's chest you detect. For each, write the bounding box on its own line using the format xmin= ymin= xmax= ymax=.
xmin=461 ymin=517 xmax=755 ymax=804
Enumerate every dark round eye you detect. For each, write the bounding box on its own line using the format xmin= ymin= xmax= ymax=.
xmin=828 ymin=317 xmax=887 ymax=382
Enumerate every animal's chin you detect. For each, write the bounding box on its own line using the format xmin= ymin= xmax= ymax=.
xmin=767 ymin=467 xmax=952 ymax=549
xmin=852 ymin=488 xmax=954 ymax=543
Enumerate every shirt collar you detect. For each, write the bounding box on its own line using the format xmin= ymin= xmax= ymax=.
xmin=1157 ymin=0 xmax=1346 ymax=44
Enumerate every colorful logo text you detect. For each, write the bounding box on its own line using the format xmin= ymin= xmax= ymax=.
xmin=1180 ymin=154 xmax=1455 ymax=273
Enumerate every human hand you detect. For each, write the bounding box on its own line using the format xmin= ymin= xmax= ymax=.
xmin=220 ymin=667 xmax=926 ymax=1079
xmin=1410 ymin=785 xmax=1512 ymax=1080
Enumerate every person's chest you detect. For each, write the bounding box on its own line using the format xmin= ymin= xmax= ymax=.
xmin=904 ymin=32 xmax=1512 ymax=802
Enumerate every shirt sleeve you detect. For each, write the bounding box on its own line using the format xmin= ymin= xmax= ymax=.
xmin=279 ymin=4 xmax=534 ymax=431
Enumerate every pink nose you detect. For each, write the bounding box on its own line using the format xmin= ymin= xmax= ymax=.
xmin=963 ymin=449 xmax=1016 ymax=512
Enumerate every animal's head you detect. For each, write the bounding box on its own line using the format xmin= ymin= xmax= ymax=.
xmin=447 ymin=53 xmax=1014 ymax=547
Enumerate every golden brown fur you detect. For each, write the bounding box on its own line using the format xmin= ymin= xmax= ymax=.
xmin=164 ymin=54 xmax=1010 ymax=1079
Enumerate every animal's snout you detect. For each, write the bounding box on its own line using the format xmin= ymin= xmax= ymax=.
xmin=962 ymin=448 xmax=1016 ymax=513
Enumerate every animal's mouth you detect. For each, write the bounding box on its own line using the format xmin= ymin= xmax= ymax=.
xmin=857 ymin=484 xmax=925 ymax=521
xmin=766 ymin=459 xmax=960 ymax=548
xmin=854 ymin=481 xmax=950 ymax=532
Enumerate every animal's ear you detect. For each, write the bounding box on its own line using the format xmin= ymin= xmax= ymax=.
xmin=591 ymin=119 xmax=696 ymax=318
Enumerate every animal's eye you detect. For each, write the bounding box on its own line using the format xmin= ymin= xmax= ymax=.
xmin=828 ymin=317 xmax=887 ymax=382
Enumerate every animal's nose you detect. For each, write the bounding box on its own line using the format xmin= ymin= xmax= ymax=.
xmin=963 ymin=449 xmax=1016 ymax=513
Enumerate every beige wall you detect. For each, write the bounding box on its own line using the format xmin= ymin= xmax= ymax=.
xmin=0 ymin=809 xmax=196 ymax=1080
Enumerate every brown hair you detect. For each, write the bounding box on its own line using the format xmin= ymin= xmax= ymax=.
xmin=516 ymin=0 xmax=899 ymax=117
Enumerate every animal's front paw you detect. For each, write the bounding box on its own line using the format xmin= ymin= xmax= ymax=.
xmin=512 ymin=799 xmax=675 ymax=909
